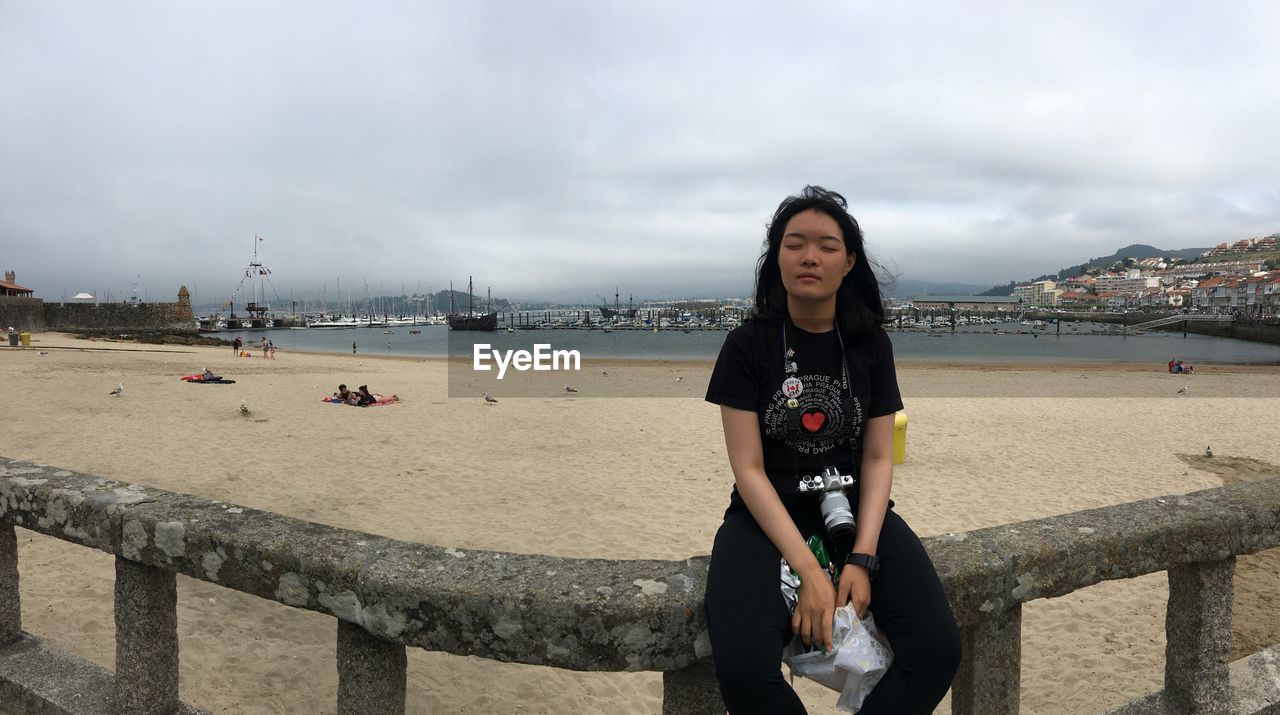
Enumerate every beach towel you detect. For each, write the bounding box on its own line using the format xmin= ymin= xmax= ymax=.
xmin=180 ymin=374 xmax=236 ymax=384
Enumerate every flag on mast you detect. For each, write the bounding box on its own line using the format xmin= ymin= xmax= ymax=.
xmin=257 ymin=235 xmax=264 ymax=242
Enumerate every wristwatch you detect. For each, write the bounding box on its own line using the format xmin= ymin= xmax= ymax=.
xmin=845 ymin=552 xmax=880 ymax=578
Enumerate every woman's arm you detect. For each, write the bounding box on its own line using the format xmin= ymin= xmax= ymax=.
xmin=838 ymin=412 xmax=895 ymax=616
xmin=721 ymin=405 xmax=836 ymax=649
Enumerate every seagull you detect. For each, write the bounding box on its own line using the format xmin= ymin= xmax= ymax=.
xmin=1177 ymin=385 xmax=1189 ymax=394
xmin=601 ymin=371 xmax=608 ymax=376
xmin=37 ymin=351 xmax=49 ymax=356
xmin=240 ymin=400 xmax=250 ymax=415
xmin=483 ymin=392 xmax=498 ymax=405
xmin=108 ymin=383 xmax=123 ymax=396
xmin=564 ymin=384 xmax=578 ymax=393
xmin=1205 ymin=446 xmax=1213 ymax=458
xmin=675 ymin=376 xmax=684 ymax=382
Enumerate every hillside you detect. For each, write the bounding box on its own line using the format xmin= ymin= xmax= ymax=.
xmin=978 ymin=243 xmax=1212 ymax=296
xmin=1057 ymin=244 xmax=1209 ymax=278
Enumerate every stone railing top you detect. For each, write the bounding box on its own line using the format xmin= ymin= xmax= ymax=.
xmin=3 ymin=457 xmax=1279 ymax=671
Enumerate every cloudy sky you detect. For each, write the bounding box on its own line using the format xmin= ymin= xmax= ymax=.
xmin=3 ymin=1 xmax=1278 ymax=305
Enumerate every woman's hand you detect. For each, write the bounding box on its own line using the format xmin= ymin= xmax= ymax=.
xmin=837 ymin=563 xmax=872 ymax=619
xmin=792 ymin=566 xmax=836 ymax=651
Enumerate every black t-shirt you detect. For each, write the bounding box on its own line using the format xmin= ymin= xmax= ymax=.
xmin=705 ymin=318 xmax=904 ymax=511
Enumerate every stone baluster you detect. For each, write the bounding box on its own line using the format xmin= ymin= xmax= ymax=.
xmin=114 ymin=557 xmax=179 ymax=714
xmin=662 ymin=659 xmax=723 ymax=714
xmin=952 ymin=604 xmax=1021 ymax=715
xmin=1164 ymin=558 xmax=1235 ymax=713
xmin=1 ymin=524 xmax=19 ymax=647
xmin=336 ymin=620 xmax=406 ymax=714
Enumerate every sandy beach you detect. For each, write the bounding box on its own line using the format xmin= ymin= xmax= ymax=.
xmin=3 ymin=332 xmax=1279 ymax=714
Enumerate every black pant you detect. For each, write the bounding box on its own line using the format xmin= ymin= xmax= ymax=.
xmin=705 ymin=505 xmax=961 ymax=714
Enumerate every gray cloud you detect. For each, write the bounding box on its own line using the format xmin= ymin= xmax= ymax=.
xmin=3 ymin=1 xmax=1278 ymax=304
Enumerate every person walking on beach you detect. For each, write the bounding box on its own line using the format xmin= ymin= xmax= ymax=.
xmin=268 ymin=340 xmax=276 ymax=359
xmin=703 ymin=186 xmax=959 ymax=713
xmin=352 ymin=341 xmax=357 ymax=354
xmin=261 ymin=337 xmax=270 ymax=358
xmin=232 ymin=336 xmax=242 ymax=355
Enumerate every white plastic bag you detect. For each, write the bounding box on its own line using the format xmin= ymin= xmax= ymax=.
xmin=783 ymin=604 xmax=893 ymax=713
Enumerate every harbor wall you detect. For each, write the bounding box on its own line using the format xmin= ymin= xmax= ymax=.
xmin=1158 ymin=320 xmax=1280 ymax=346
xmin=42 ymin=302 xmax=194 ymax=332
xmin=1030 ymin=310 xmax=1280 ymax=346
xmin=0 ymin=298 xmax=46 ymax=333
xmin=0 ymin=289 xmax=195 ymax=335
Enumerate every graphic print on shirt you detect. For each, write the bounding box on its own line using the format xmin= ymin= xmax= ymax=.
xmin=761 ymin=372 xmax=865 ymax=456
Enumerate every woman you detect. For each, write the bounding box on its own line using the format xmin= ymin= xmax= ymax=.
xmin=704 ymin=186 xmax=960 ymax=713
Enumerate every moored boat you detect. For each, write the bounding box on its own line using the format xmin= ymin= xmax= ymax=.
xmin=447 ymin=276 xmax=497 ymax=331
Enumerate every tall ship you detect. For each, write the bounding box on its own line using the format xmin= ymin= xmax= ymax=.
xmin=447 ymin=277 xmax=497 ymax=331
xmin=598 ymin=288 xmax=638 ymax=320
xmin=205 ymin=236 xmax=280 ymax=330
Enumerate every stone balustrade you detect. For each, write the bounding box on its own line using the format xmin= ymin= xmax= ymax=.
xmin=3 ymin=456 xmax=1279 ymax=714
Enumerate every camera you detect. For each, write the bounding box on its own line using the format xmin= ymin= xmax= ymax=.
xmin=797 ymin=467 xmax=856 ymax=538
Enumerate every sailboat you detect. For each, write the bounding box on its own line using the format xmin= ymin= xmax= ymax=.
xmin=447 ymin=277 xmax=497 ymax=331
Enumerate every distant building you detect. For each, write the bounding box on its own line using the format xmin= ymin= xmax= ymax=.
xmin=1097 ymin=270 xmax=1160 ymax=295
xmin=1014 ymin=279 xmax=1057 ymax=306
xmin=1 ymin=271 xmax=34 ymax=297
xmin=1056 ymin=290 xmax=1096 ymax=306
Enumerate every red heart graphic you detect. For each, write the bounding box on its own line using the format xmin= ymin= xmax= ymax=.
xmin=801 ymin=411 xmax=826 ymax=433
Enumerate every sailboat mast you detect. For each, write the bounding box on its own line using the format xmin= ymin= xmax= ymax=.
xmin=258 ymin=239 xmax=265 ymax=312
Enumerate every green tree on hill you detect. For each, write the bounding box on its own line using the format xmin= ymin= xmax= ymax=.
xmin=979 ymin=281 xmax=1016 ymax=297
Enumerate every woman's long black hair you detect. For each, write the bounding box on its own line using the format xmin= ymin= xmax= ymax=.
xmin=751 ymin=186 xmax=887 ymax=337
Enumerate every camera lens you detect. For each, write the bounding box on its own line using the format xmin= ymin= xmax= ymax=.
xmin=818 ymin=491 xmax=856 ymax=538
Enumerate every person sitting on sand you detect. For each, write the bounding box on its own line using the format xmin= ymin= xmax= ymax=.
xmin=202 ymin=368 xmax=217 ymax=381
xmin=335 ymin=384 xmax=356 ymax=404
